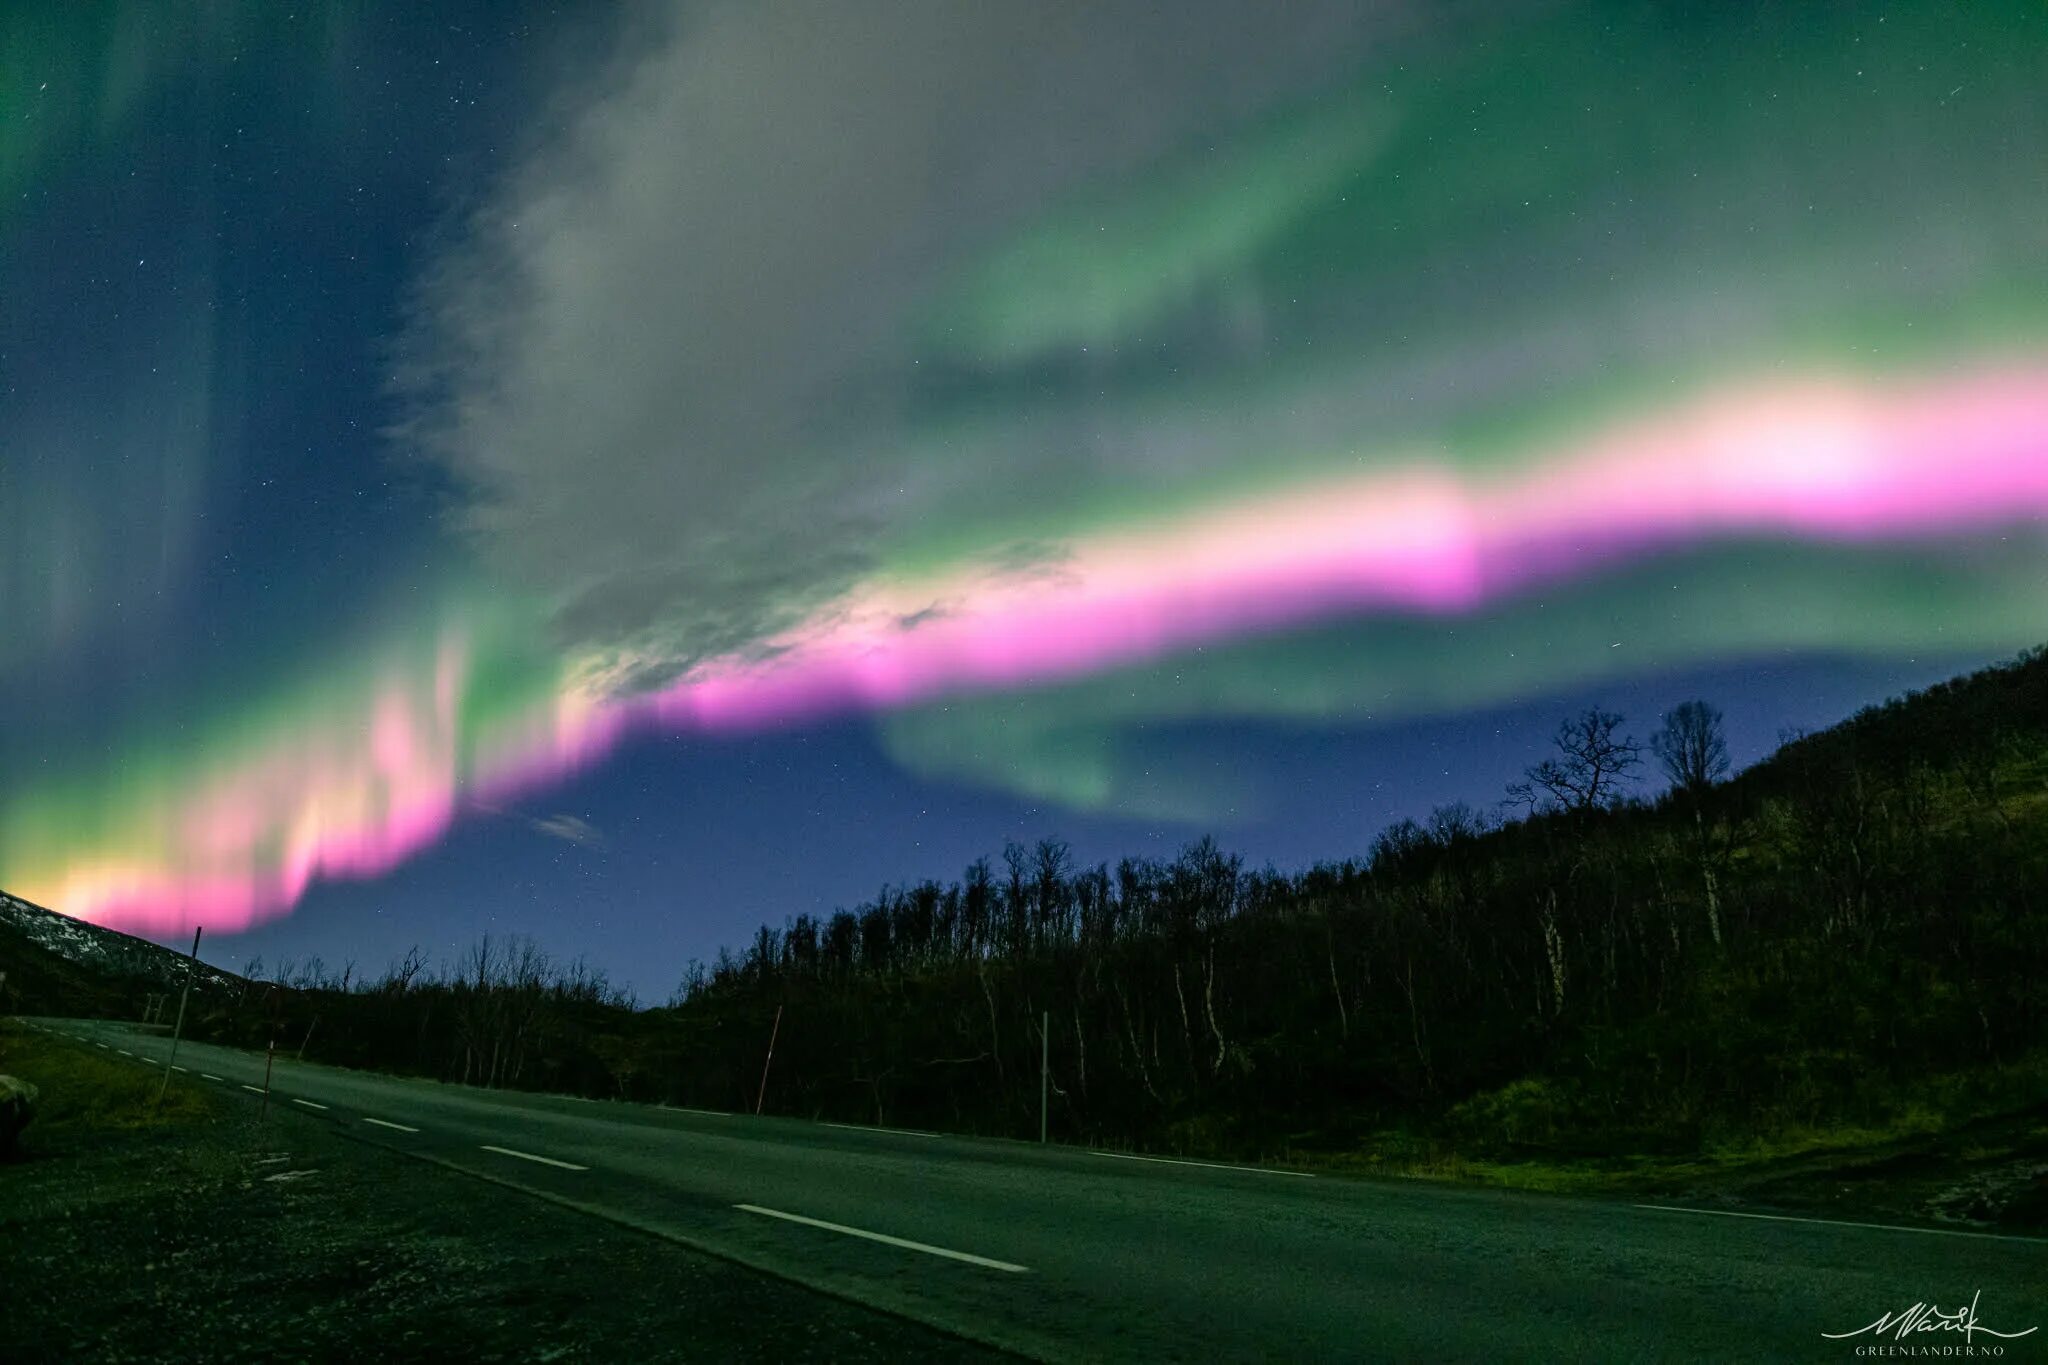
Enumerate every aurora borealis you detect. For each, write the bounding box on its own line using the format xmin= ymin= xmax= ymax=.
xmin=4 ymin=1 xmax=2045 ymax=979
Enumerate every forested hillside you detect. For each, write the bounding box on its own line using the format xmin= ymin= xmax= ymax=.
xmin=635 ymin=645 xmax=2048 ymax=1159
xmin=22 ymin=647 xmax=2048 ymax=1172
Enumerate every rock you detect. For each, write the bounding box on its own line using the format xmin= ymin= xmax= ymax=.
xmin=0 ymin=1073 xmax=39 ymax=1158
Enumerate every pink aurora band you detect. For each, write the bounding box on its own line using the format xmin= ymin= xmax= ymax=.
xmin=30 ymin=360 xmax=2048 ymax=936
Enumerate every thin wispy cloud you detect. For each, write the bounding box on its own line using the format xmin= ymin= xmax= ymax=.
xmin=527 ymin=813 xmax=605 ymax=850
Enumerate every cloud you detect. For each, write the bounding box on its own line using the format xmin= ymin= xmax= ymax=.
xmin=527 ymin=813 xmax=604 ymax=849
xmin=401 ymin=0 xmax=2048 ymax=820
xmin=399 ymin=0 xmax=1411 ymax=689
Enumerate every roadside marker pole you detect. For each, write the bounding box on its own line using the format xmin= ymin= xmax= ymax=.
xmin=1040 ymin=1010 xmax=1049 ymax=1145
xmin=156 ymin=926 xmax=202 ymax=1105
xmin=260 ymin=1036 xmax=276 ymax=1121
xmin=754 ymin=1004 xmax=783 ymax=1116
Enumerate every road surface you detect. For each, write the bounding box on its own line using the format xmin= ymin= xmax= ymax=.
xmin=23 ymin=1017 xmax=2047 ymax=1362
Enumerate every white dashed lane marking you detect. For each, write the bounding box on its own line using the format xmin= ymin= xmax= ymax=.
xmin=736 ymin=1204 xmax=1028 ymax=1273
xmin=240 ymin=1085 xmax=265 ymax=1095
xmin=291 ymin=1099 xmax=329 ymax=1111
xmin=362 ymin=1118 xmax=420 ymax=1133
xmin=480 ymin=1144 xmax=587 ymax=1171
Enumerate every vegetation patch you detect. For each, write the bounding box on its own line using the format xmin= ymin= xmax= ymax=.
xmin=0 ymin=1022 xmax=220 ymax=1145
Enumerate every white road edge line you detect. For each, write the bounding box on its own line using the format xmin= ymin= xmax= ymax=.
xmin=1090 ymin=1150 xmax=1315 ymax=1178
xmin=480 ymin=1144 xmax=587 ymax=1171
xmin=201 ymin=1073 xmax=223 ymax=1081
xmin=291 ymin=1098 xmax=329 ymax=1111
xmin=735 ymin=1203 xmax=1029 ymax=1272
xmin=362 ymin=1117 xmax=420 ymax=1133
xmin=1632 ymin=1203 xmax=2048 ymax=1244
xmin=824 ymin=1121 xmax=941 ymax=1138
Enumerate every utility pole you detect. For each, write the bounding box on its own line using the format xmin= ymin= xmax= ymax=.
xmin=156 ymin=927 xmax=202 ymax=1105
xmin=754 ymin=1004 xmax=783 ymax=1116
xmin=1040 ymin=1010 xmax=1049 ymax=1145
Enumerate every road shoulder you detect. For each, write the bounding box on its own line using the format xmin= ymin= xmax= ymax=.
xmin=0 ymin=1022 xmax=1005 ymax=1364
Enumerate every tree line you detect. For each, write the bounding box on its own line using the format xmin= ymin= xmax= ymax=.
xmin=178 ymin=646 xmax=2048 ymax=1161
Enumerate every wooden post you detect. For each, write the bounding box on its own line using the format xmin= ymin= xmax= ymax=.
xmin=260 ymin=1036 xmax=276 ymax=1121
xmin=156 ymin=927 xmax=202 ymax=1105
xmin=1040 ymin=1010 xmax=1049 ymax=1144
xmin=754 ymin=1005 xmax=783 ymax=1116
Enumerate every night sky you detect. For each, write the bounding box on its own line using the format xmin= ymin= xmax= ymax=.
xmin=4 ymin=2 xmax=2044 ymax=998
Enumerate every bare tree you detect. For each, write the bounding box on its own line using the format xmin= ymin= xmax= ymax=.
xmin=386 ymin=946 xmax=426 ymax=994
xmin=1509 ymin=708 xmax=1643 ymax=813
xmin=1428 ymin=801 xmax=1493 ymax=843
xmin=1033 ymin=837 xmax=1074 ymax=949
xmin=1651 ymin=700 xmax=1730 ymax=796
xmin=669 ymin=959 xmax=709 ymax=1007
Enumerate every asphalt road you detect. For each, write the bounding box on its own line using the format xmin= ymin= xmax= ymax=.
xmin=24 ymin=1017 xmax=2047 ymax=1362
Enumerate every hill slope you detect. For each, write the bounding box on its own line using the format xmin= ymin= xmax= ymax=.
xmin=0 ymin=892 xmax=243 ymax=1018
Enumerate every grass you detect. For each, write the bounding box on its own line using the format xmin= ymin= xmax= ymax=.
xmin=1282 ymin=1051 xmax=2048 ymax=1228
xmin=0 ymin=1020 xmax=221 ymax=1147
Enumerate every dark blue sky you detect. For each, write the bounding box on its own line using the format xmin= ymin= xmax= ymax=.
xmin=5 ymin=3 xmax=2041 ymax=997
xmin=1 ymin=4 xmax=553 ymax=765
